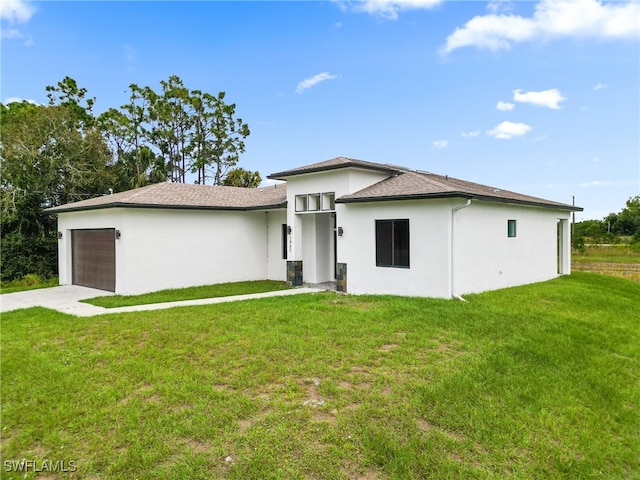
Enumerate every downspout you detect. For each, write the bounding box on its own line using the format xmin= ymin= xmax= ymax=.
xmin=451 ymin=199 xmax=472 ymax=301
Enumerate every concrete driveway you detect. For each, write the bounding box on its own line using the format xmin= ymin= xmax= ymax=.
xmin=0 ymin=285 xmax=114 ymax=316
xmin=0 ymin=285 xmax=323 ymax=317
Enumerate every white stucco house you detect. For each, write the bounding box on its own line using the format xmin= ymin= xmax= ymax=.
xmin=46 ymin=157 xmax=582 ymax=298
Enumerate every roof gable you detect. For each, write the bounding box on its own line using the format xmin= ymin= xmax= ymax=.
xmin=268 ymin=156 xmax=407 ymax=180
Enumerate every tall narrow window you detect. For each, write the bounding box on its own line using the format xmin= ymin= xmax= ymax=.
xmin=376 ymin=219 xmax=410 ymax=268
xmin=282 ymin=224 xmax=288 ymax=259
xmin=507 ymin=219 xmax=517 ymax=238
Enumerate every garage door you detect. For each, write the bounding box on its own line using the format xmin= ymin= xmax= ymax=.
xmin=72 ymin=229 xmax=116 ymax=292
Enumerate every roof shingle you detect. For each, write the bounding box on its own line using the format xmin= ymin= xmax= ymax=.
xmin=268 ymin=156 xmax=408 ymax=179
xmin=337 ymin=171 xmax=582 ymax=211
xmin=45 ymin=182 xmax=287 ymax=214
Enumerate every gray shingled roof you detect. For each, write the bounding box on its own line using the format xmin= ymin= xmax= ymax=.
xmin=337 ymin=171 xmax=582 ymax=211
xmin=45 ymin=182 xmax=287 ymax=214
xmin=46 ymin=158 xmax=581 ymax=214
xmin=268 ymin=156 xmax=408 ymax=180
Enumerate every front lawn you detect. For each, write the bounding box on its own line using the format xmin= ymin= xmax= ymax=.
xmin=1 ymin=272 xmax=638 ymax=479
xmin=83 ymin=280 xmax=290 ymax=308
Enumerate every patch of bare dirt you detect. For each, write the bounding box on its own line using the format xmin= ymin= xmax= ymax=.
xmin=173 ymin=404 xmax=193 ymax=413
xmin=178 ymin=437 xmax=213 ymax=454
xmin=116 ymin=384 xmax=153 ymax=405
xmin=378 ymin=344 xmax=398 ymax=352
xmin=303 ymin=377 xmax=325 ymax=407
xmin=144 ymin=394 xmax=162 ymax=404
xmin=312 ymin=411 xmax=337 ymax=424
xmin=237 ymin=417 xmax=258 ymax=434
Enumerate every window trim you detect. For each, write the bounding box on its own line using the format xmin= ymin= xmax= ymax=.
xmin=375 ymin=219 xmax=410 ymax=268
xmin=295 ymin=195 xmax=308 ymax=212
xmin=308 ymin=193 xmax=321 ymax=211
xmin=322 ymin=192 xmax=335 ymax=211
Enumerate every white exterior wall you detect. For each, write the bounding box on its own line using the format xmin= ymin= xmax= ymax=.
xmin=338 ymin=199 xmax=455 ymax=298
xmin=453 ymin=202 xmax=571 ymax=295
xmin=266 ymin=209 xmax=288 ymax=281
xmin=57 ymin=207 xmax=286 ymax=295
xmin=285 ymin=168 xmax=390 ymax=263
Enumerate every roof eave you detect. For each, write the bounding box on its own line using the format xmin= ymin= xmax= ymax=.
xmin=336 ymin=192 xmax=583 ymax=211
xmin=45 ymin=201 xmax=288 ymax=214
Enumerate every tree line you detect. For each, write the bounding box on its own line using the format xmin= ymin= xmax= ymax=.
xmin=1 ymin=76 xmax=260 ymax=281
xmin=573 ymin=196 xmax=640 ymax=247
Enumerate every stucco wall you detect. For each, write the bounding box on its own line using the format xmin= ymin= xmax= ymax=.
xmin=57 ymin=207 xmax=286 ymax=295
xmin=453 ymin=202 xmax=570 ymax=295
xmin=266 ymin=209 xmax=288 ymax=281
xmin=285 ymin=168 xmax=390 ymax=262
xmin=337 ymin=198 xmax=571 ymax=298
xmin=337 ymin=199 xmax=455 ymax=298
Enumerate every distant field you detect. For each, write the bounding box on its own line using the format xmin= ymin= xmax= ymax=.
xmin=572 ymin=245 xmax=640 ymax=282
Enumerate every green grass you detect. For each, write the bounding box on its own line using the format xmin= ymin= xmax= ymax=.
xmin=2 ymin=272 xmax=639 ymax=479
xmin=0 ymin=275 xmax=59 ymax=294
xmin=572 ymin=244 xmax=640 ymax=263
xmin=83 ymin=280 xmax=291 ymax=308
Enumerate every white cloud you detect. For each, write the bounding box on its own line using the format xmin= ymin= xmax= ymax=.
xmin=461 ymin=130 xmax=481 ymax=137
xmin=433 ymin=139 xmax=448 ymax=148
xmin=593 ymin=82 xmax=607 ymax=91
xmin=487 ymin=121 xmax=532 ymax=139
xmin=1 ymin=28 xmax=22 ymax=39
xmin=496 ymin=101 xmax=515 ymax=111
xmin=442 ymin=0 xmax=640 ymax=54
xmin=513 ymin=88 xmax=566 ymax=109
xmin=345 ymin=0 xmax=443 ymax=20
xmin=4 ymin=97 xmax=38 ymax=105
xmin=296 ymin=72 xmax=338 ymax=94
xmin=529 ymin=134 xmax=548 ymax=143
xmin=580 ymin=180 xmax=613 ymax=187
xmin=487 ymin=0 xmax=514 ymax=15
xmin=0 ymin=0 xmax=35 ymax=23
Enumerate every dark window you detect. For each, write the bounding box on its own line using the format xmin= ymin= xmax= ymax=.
xmin=508 ymin=219 xmax=517 ymax=238
xmin=282 ymin=224 xmax=288 ymax=259
xmin=376 ymin=219 xmax=409 ymax=268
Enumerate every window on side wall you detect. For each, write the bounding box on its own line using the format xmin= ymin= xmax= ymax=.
xmin=375 ymin=219 xmax=410 ymax=268
xmin=507 ymin=219 xmax=517 ymax=238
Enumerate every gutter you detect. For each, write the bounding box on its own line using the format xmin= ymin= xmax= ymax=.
xmin=44 ymin=201 xmax=288 ymax=215
xmin=450 ymin=199 xmax=472 ymax=300
xmin=336 ymin=192 xmax=582 ymax=212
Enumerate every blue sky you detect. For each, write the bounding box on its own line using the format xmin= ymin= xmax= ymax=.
xmin=2 ymin=0 xmax=638 ymax=220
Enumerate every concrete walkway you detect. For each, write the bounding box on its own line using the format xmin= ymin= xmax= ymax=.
xmin=0 ymin=285 xmax=323 ymax=317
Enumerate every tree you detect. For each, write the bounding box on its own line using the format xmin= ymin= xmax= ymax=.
xmin=188 ymin=90 xmax=250 ymax=185
xmin=98 ymin=85 xmax=168 ymax=190
xmin=145 ymin=76 xmax=193 ymax=183
xmin=1 ymin=93 xmax=114 ymax=280
xmin=222 ymin=168 xmax=262 ymax=188
xmin=616 ymin=196 xmax=640 ymax=240
xmin=46 ymin=75 xmax=96 ymax=127
xmin=103 ymin=76 xmax=251 ymax=186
